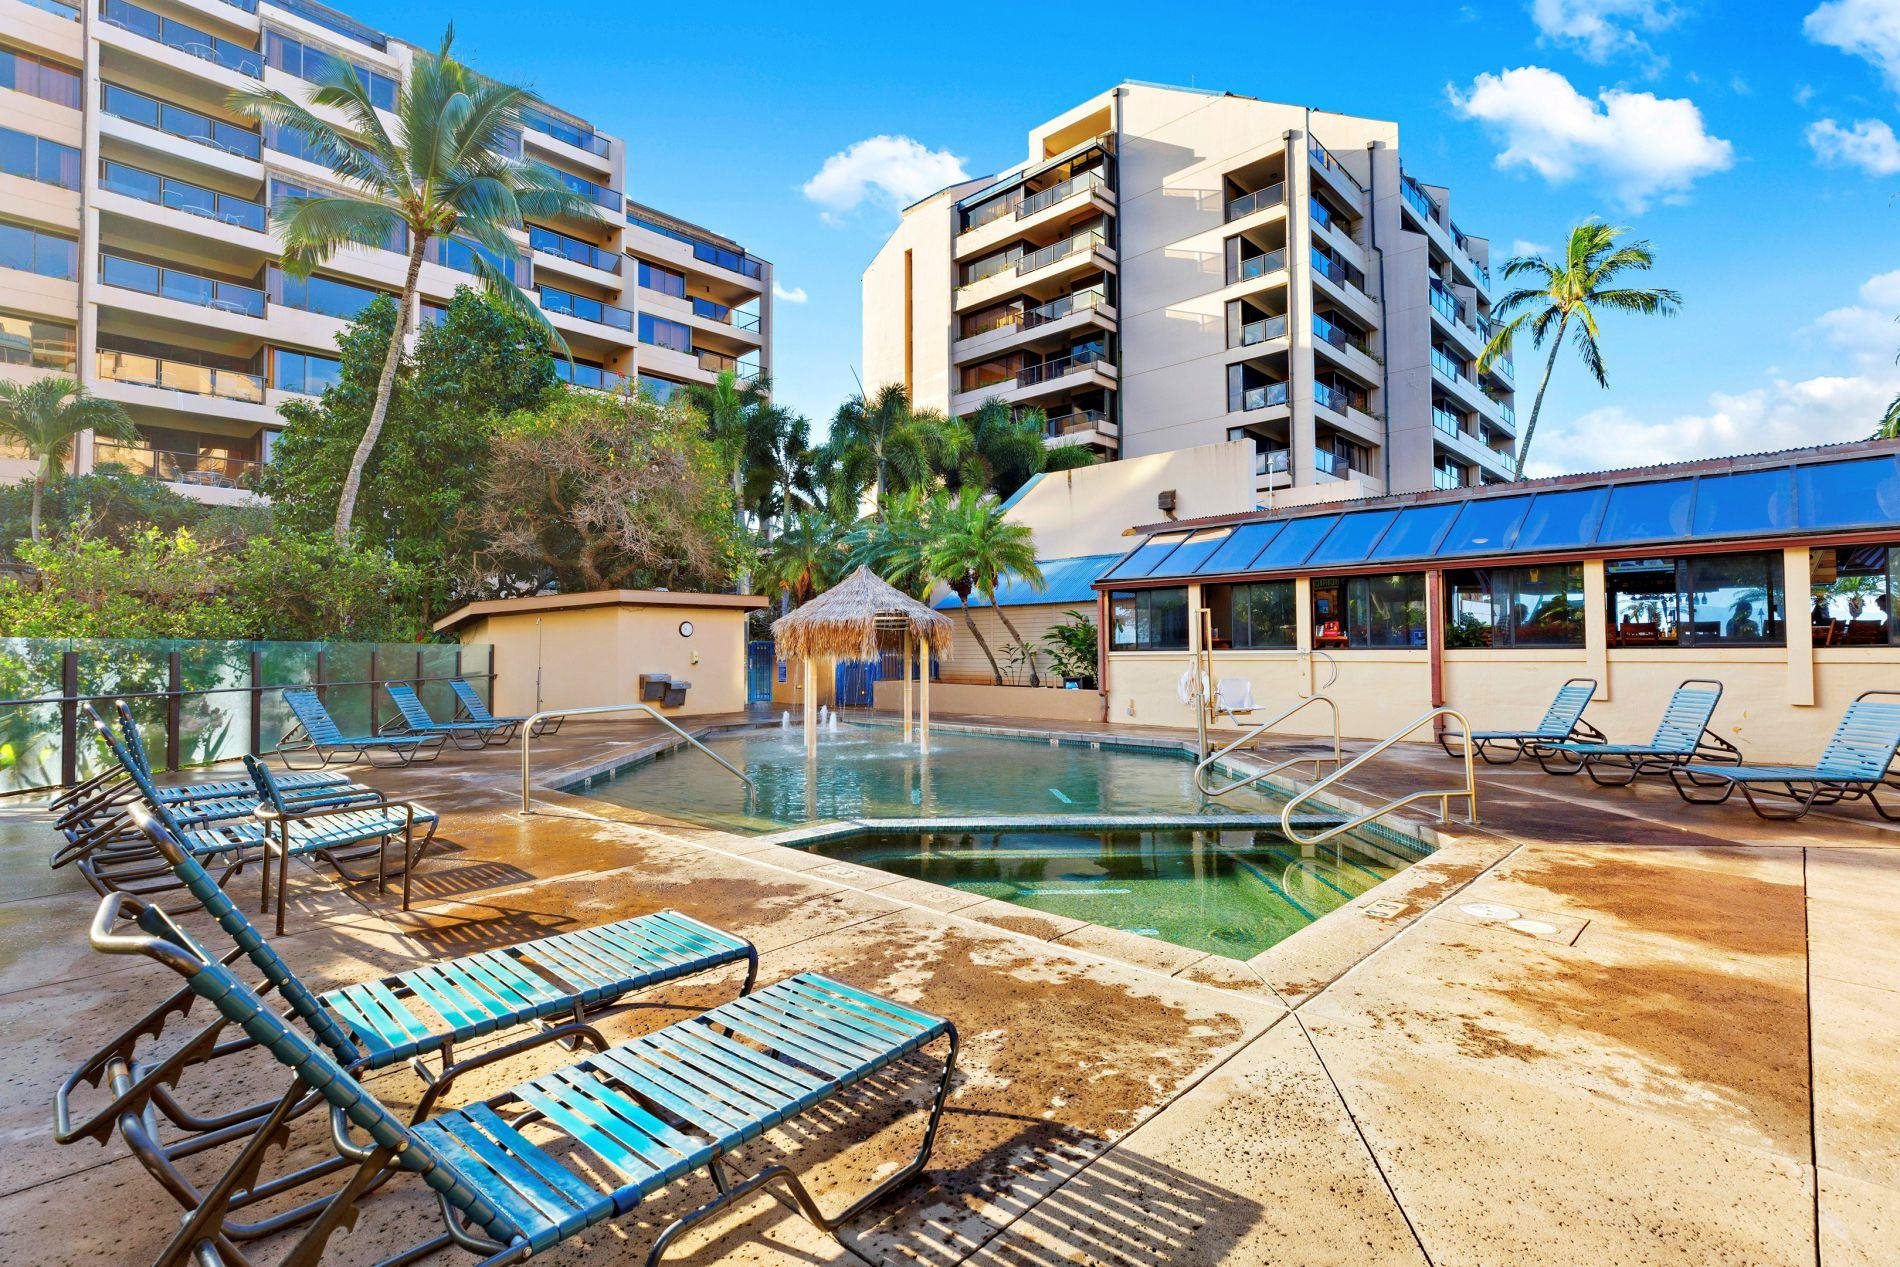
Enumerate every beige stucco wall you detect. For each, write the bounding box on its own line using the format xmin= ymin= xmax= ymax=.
xmin=871 ymin=678 xmax=1102 ymax=724
xmin=456 ymin=601 xmax=751 ymax=718
xmin=862 ymin=181 xmax=981 ymax=411
xmin=1004 ymin=440 xmax=1256 ymax=558
xmin=934 ymin=600 xmax=1096 ymax=683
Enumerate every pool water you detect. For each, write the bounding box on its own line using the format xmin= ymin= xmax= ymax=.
xmin=580 ymin=724 xmax=1290 ymax=833
xmin=805 ymin=827 xmax=1419 ymax=957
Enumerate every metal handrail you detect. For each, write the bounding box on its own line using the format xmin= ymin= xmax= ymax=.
xmin=519 ymin=702 xmax=753 ymax=813
xmin=1195 ymin=694 xmax=1341 ymax=796
xmin=1280 ymin=707 xmax=1479 ymax=846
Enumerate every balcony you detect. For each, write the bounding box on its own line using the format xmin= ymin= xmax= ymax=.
xmin=20 ymin=0 xmax=80 ymax=18
xmin=1046 ymin=408 xmax=1109 ymax=438
xmin=538 ymin=285 xmax=633 ymax=332
xmin=1230 ymin=381 xmax=1290 ymax=413
xmin=696 ymin=349 xmax=761 ymax=378
xmin=1432 ymin=405 xmax=1464 ymax=439
xmin=1017 ymin=169 xmax=1107 ymax=219
xmin=1233 ymin=314 xmax=1288 ymax=348
xmin=267 ymin=0 xmax=387 ymax=50
xmin=1225 ymin=183 xmax=1285 ymax=222
xmin=92 ymin=438 xmax=260 ymax=490
xmin=100 ymin=253 xmax=264 ymax=317
xmin=1227 ymin=249 xmax=1287 ymax=286
xmin=1434 ymin=466 xmax=1462 ymax=492
xmin=1255 ymin=447 xmax=1290 ymax=477
xmin=528 ymin=225 xmax=619 ymax=274
xmin=267 ymin=267 xmax=383 ymax=320
xmin=553 ymin=360 xmax=626 ymax=393
xmin=627 ymin=213 xmax=766 ymax=281
xmin=97 ymin=349 xmax=264 ymax=402
xmin=1314 ymin=448 xmax=1344 ymax=478
xmin=1400 ymin=173 xmax=1437 ymax=224
xmin=555 ymin=169 xmax=620 ymax=211
xmin=98 ymin=159 xmax=266 ymax=232
xmin=1017 ymin=229 xmax=1105 ymax=277
xmin=100 ymin=84 xmax=260 ymax=160
xmin=1018 ymin=346 xmax=1106 ymax=387
xmin=693 ymin=297 xmax=761 ymax=332
xmin=1314 ymin=381 xmax=1367 ymax=418
xmin=1428 ymin=281 xmax=1464 ymax=325
xmin=519 ymin=106 xmax=610 ymax=158
xmin=1307 ymin=136 xmax=1361 ymax=196
xmin=99 ymin=0 xmax=260 ymax=76
xmin=1312 ymin=313 xmax=1369 ymax=356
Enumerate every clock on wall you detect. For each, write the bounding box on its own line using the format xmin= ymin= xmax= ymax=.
xmin=678 ymin=620 xmax=694 ymax=638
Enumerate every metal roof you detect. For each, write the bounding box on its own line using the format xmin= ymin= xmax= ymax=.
xmin=935 ymin=554 xmax=1122 ymax=610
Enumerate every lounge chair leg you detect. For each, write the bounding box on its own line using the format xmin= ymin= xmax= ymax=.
xmin=279 ymin=1146 xmax=396 ymax=1267
xmin=276 ymin=824 xmax=292 ymax=937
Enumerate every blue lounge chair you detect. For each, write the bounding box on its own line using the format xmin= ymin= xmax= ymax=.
xmin=383 ymin=681 xmax=514 ymax=749
xmin=78 ymin=811 xmax=956 ymax=1267
xmin=1670 ymin=689 xmax=1900 ymax=820
xmin=278 ymin=686 xmax=447 ymax=768
xmin=1535 ymin=679 xmax=1741 ymax=785
xmin=451 ymin=676 xmax=555 ymax=737
xmin=1439 ymin=677 xmax=1604 ymax=764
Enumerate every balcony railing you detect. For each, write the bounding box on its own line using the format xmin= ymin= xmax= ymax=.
xmin=267 ymin=267 xmax=383 ymax=320
xmin=100 ymin=0 xmax=261 ymax=76
xmin=1234 ymin=314 xmax=1288 ymax=347
xmin=1312 ymin=312 xmax=1368 ymax=355
xmin=1309 ymin=196 xmax=1344 ymax=234
xmin=555 ymin=169 xmax=620 ymax=210
xmin=97 ymin=349 xmax=264 ymax=402
xmin=519 ymin=106 xmax=610 ymax=157
xmin=1497 ymin=399 xmax=1516 ymax=426
xmin=696 ymin=349 xmax=761 ymax=378
xmin=1225 ymin=182 xmax=1284 ymax=221
xmin=528 ymin=225 xmax=619 ymax=273
xmin=1022 ymin=287 xmax=1108 ymax=330
xmin=1431 ymin=345 xmax=1471 ymax=386
xmin=1231 ymin=381 xmax=1289 ymax=413
xmin=101 ymin=84 xmax=260 ymax=159
xmin=1428 ymin=281 xmax=1465 ymax=326
xmin=100 ymin=253 xmax=265 ymax=317
xmin=1314 ymin=448 xmax=1347 ymax=478
xmin=1255 ymin=447 xmax=1290 ymax=477
xmin=538 ymin=285 xmax=633 ymax=332
xmin=553 ymin=360 xmax=627 ymax=393
xmin=92 ymin=439 xmax=261 ymax=489
xmin=626 ymin=214 xmax=766 ymax=280
xmin=1400 ymin=172 xmax=1438 ymax=223
xmin=1017 ymin=346 xmax=1106 ymax=387
xmin=1432 ymin=406 xmax=1464 ymax=438
xmin=1018 ymin=169 xmax=1106 ymax=219
xmin=99 ymin=160 xmax=266 ymax=232
xmin=1229 ymin=248 xmax=1286 ymax=284
xmin=1434 ymin=466 xmax=1462 ymax=492
xmin=1046 ymin=409 xmax=1108 ymax=437
xmin=1016 ymin=229 xmax=1106 ymax=277
xmin=269 ymin=0 xmax=388 ymax=50
xmin=21 ymin=0 xmax=81 ymax=19
xmin=1314 ymin=381 xmax=1367 ymax=415
xmin=1308 ymin=136 xmax=1359 ymax=189
xmin=1309 ymin=247 xmax=1348 ymax=286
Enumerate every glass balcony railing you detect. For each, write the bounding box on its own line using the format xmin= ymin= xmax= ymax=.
xmin=429 ymin=235 xmax=529 ymax=286
xmin=267 ymin=266 xmax=383 ymax=320
xmin=97 ymin=349 xmax=264 ymax=402
xmin=691 ymin=299 xmax=761 ymax=332
xmin=1308 ymin=136 xmax=1359 ymax=189
xmin=696 ymin=349 xmax=761 ymax=378
xmin=21 ymin=0 xmax=81 ymax=20
xmin=270 ymin=0 xmax=387 ymax=50
xmin=1434 ymin=466 xmax=1462 ymax=491
xmin=1022 ymin=287 xmax=1107 ymax=329
xmin=1313 ymin=448 xmax=1342 ymax=477
xmin=100 ymin=0 xmax=261 ymax=77
xmin=1432 ymin=406 xmax=1464 ymax=438
xmin=1231 ymin=381 xmax=1289 ymax=413
xmin=1224 ymin=182 xmax=1285 ymax=221
xmin=519 ymin=106 xmax=610 ymax=157
xmin=1428 ymin=281 xmax=1464 ymax=326
xmin=1314 ymin=382 xmax=1347 ymax=414
xmin=1309 ymin=196 xmax=1344 ymax=234
xmin=1431 ymin=346 xmax=1469 ymax=384
xmin=1229 ymin=248 xmax=1286 ymax=284
xmin=101 ymin=253 xmax=265 ymax=317
xmin=554 ymin=169 xmax=620 ymax=210
xmin=626 ymin=214 xmax=766 ymax=280
xmin=538 ymin=285 xmax=632 ymax=331
xmin=1400 ymin=172 xmax=1437 ymax=222
xmin=0 ymin=222 xmax=78 ymax=279
xmin=1255 ymin=447 xmax=1290 ymax=477
xmin=1497 ymin=399 xmax=1516 ymax=426
xmin=1017 ymin=346 xmax=1106 ymax=387
xmin=101 ymin=83 xmax=260 ymax=160
xmin=528 ymin=225 xmax=619 ymax=273
xmin=553 ymin=360 xmax=627 ymax=392
xmin=1045 ymin=409 xmax=1107 ymax=437
xmin=1017 ymin=169 xmax=1106 ymax=219
xmin=1016 ymin=229 xmax=1106 ymax=277
xmin=99 ymin=160 xmax=266 ymax=232
xmin=1234 ymin=314 xmax=1287 ymax=347
xmin=92 ymin=438 xmax=261 ymax=489
xmin=1309 ymin=247 xmax=1347 ymax=286
xmin=1312 ymin=312 xmax=1368 ymax=354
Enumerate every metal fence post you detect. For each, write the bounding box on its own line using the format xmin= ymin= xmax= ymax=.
xmin=248 ymin=650 xmax=263 ymax=756
xmin=165 ymin=651 xmax=182 ymax=772
xmin=59 ymin=651 xmax=78 ymax=788
xmin=315 ymin=649 xmax=326 ymax=701
xmin=414 ymin=648 xmax=423 ymax=687
xmin=368 ymin=649 xmax=380 ymax=732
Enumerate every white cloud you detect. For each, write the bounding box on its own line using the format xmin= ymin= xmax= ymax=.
xmin=1511 ymin=238 xmax=1553 ymax=258
xmin=1805 ymin=0 xmax=1900 ymax=90
xmin=1448 ymin=66 xmax=1734 ymax=210
xmin=1530 ymin=0 xmax=1682 ymax=62
xmin=1807 ymin=117 xmax=1900 ymax=174
xmin=800 ymin=136 xmax=968 ymax=223
xmin=1526 ymin=267 xmax=1900 ymax=475
xmin=772 ymin=282 xmax=809 ymax=304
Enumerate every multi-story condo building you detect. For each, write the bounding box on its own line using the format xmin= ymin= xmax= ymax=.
xmin=863 ymin=82 xmax=1517 ymax=506
xmin=0 ymin=0 xmax=770 ymax=504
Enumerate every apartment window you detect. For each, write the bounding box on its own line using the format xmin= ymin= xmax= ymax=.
xmin=0 ymin=48 xmax=81 ymax=108
xmin=1109 ymin=588 xmax=1189 ymax=651
xmin=265 ymin=32 xmax=396 ymax=110
xmin=271 ymin=347 xmax=342 ymax=396
xmin=1205 ymin=582 xmax=1296 ymax=650
xmin=0 ymin=221 xmax=77 ymax=279
xmin=0 ymin=311 xmax=76 ymax=371
xmin=637 ymin=260 xmax=686 ymax=298
xmin=1809 ymin=545 xmax=1900 ymax=646
xmin=637 ymin=313 xmax=692 ymax=353
xmin=268 ymin=267 xmax=385 ymax=320
xmin=1312 ymin=574 xmax=1427 ymax=649
xmin=1445 ymin=565 xmax=1584 ymax=648
xmin=1606 ymin=553 xmax=1786 ymax=647
xmin=0 ymin=126 xmax=80 ymax=189
xmin=638 ymin=372 xmax=686 ymax=403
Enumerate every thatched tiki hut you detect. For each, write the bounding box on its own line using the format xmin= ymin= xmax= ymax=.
xmin=771 ymin=566 xmax=954 ymax=756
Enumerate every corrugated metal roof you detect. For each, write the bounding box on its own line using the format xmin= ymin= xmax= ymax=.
xmin=934 ymin=553 xmax=1121 ymax=610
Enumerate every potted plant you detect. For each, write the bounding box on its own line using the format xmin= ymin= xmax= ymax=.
xmin=1040 ymin=609 xmax=1099 ymax=689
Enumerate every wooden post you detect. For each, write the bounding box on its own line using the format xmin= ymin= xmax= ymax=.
xmin=901 ymin=630 xmax=913 ymax=742
xmin=919 ymin=645 xmax=931 ymax=754
xmin=802 ymin=657 xmax=817 ymax=757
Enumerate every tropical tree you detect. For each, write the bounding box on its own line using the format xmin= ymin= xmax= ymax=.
xmin=822 ymin=384 xmax=947 ymax=513
xmin=0 ymin=377 xmax=135 ymax=542
xmin=1479 ymin=218 xmax=1681 ymax=478
xmin=744 ymin=403 xmax=817 ymax=539
xmin=844 ymin=487 xmax=937 ymax=597
xmin=683 ymin=369 xmax=770 ymax=587
xmin=231 ymin=27 xmax=599 ymax=544
xmin=952 ymin=400 xmax=1096 ymax=497
xmin=927 ymin=488 xmax=1045 ymax=686
xmin=757 ymin=509 xmax=845 ymax=609
xmin=1879 ymin=393 xmax=1900 ymax=440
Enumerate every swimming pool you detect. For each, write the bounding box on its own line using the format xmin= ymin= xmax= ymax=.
xmin=577 ymin=723 xmax=1293 ymax=834
xmin=800 ymin=826 xmax=1425 ymax=957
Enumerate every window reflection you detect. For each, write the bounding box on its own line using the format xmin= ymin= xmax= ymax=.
xmin=1809 ymin=545 xmax=1899 ymax=646
xmin=1109 ymin=588 xmax=1188 ymax=651
xmin=1605 ymin=552 xmax=1785 ymax=647
xmin=1446 ymin=565 xmax=1585 ymax=648
xmin=1312 ymin=574 xmax=1427 ymax=648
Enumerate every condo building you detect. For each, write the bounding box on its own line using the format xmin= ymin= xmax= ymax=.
xmin=862 ymin=82 xmax=1517 ymax=507
xmin=0 ymin=0 xmax=770 ymax=504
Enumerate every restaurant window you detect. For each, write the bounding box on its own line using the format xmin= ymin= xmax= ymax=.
xmin=1809 ymin=545 xmax=1900 ymax=646
xmin=1204 ymin=582 xmax=1296 ymax=649
xmin=1445 ymin=565 xmax=1585 ymax=648
xmin=1605 ymin=553 xmax=1785 ymax=647
xmin=1109 ymin=588 xmax=1189 ymax=651
xmin=1313 ymin=573 xmax=1427 ymax=648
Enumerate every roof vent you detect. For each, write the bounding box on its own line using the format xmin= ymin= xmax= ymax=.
xmin=1157 ymin=489 xmax=1177 ymax=516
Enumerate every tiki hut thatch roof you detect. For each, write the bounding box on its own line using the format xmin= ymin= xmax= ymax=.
xmin=771 ymin=566 xmax=953 ymax=662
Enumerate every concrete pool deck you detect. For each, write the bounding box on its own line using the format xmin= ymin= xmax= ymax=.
xmin=0 ymin=713 xmax=1895 ymax=1265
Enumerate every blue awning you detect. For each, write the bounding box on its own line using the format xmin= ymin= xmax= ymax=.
xmin=934 ymin=553 xmax=1122 ymax=609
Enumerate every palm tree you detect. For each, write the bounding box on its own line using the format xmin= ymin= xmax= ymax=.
xmin=0 ymin=377 xmax=136 ymax=542
xmin=684 ymin=369 xmax=770 ymax=587
xmin=1480 ymin=218 xmax=1681 ymax=479
xmin=844 ymin=487 xmax=936 ymax=597
xmin=956 ymin=399 xmax=1100 ymax=497
xmin=757 ymin=509 xmax=844 ymax=610
xmin=823 ymin=384 xmax=945 ymax=514
xmin=231 ymin=28 xmax=598 ymax=545
xmin=927 ymin=488 xmax=1045 ymax=686
xmin=744 ymin=403 xmax=816 ymax=540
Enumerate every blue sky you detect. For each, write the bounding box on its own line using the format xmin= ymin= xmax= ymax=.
xmin=348 ymin=0 xmax=1900 ymax=475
